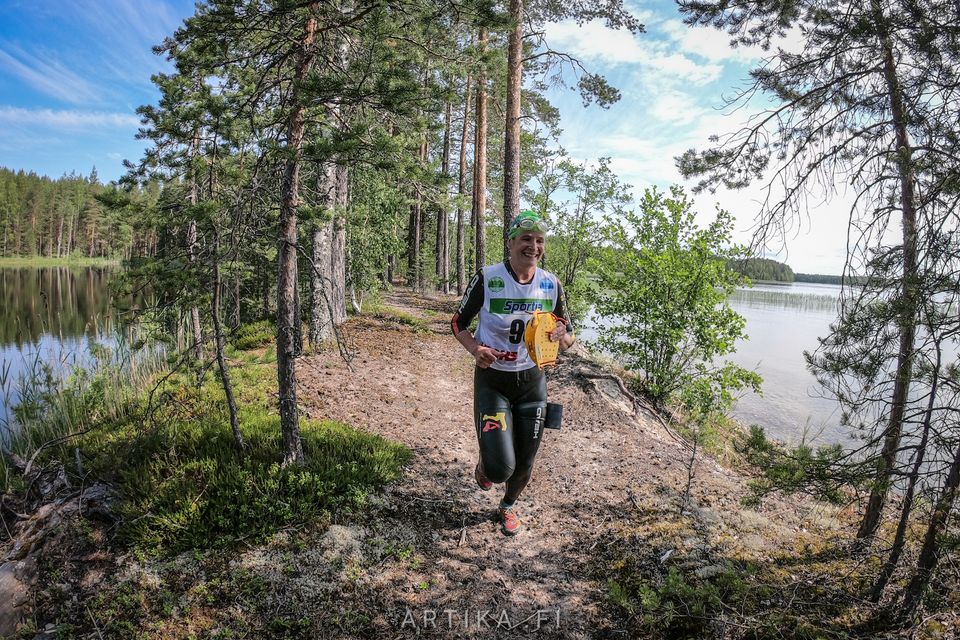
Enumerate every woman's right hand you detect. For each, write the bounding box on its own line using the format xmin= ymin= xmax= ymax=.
xmin=474 ymin=345 xmax=501 ymax=368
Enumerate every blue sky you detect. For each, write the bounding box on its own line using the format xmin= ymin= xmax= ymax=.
xmin=0 ymin=0 xmax=847 ymax=273
xmin=0 ymin=0 xmax=190 ymax=178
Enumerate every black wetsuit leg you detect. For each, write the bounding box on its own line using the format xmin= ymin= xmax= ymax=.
xmin=474 ymin=366 xmax=547 ymax=493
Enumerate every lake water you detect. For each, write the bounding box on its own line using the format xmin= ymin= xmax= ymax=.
xmin=580 ymin=282 xmax=849 ymax=446
xmin=725 ymin=282 xmax=845 ymax=445
xmin=0 ymin=266 xmax=120 ymax=434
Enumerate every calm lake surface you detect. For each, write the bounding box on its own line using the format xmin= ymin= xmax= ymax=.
xmin=725 ymin=282 xmax=845 ymax=445
xmin=0 ymin=266 xmax=120 ymax=433
xmin=581 ymin=282 xmax=849 ymax=446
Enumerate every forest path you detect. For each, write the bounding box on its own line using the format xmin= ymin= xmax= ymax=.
xmin=295 ymin=288 xmax=817 ymax=638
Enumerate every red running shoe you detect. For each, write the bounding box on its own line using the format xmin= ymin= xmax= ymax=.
xmin=499 ymin=507 xmax=522 ymax=536
xmin=474 ymin=462 xmax=493 ymax=491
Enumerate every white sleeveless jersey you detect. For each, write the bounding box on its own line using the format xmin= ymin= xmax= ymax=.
xmin=475 ymin=263 xmax=560 ymax=372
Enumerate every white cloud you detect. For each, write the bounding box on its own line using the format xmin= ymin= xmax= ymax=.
xmin=0 ymin=46 xmax=102 ymax=104
xmin=660 ymin=20 xmax=768 ymax=63
xmin=545 ymin=21 xmax=646 ymax=65
xmin=647 ymin=90 xmax=707 ymax=125
xmin=544 ymin=20 xmax=722 ymax=85
xmin=0 ymin=106 xmax=139 ymax=129
xmin=661 ymin=18 xmax=806 ymax=62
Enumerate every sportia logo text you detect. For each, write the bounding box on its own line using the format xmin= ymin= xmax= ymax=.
xmin=489 ymin=298 xmax=555 ymax=314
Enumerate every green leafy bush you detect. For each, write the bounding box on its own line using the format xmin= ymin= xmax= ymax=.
xmin=591 ymin=186 xmax=761 ymax=414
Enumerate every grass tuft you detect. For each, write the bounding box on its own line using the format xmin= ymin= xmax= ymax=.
xmin=230 ymin=319 xmax=275 ymax=350
xmin=365 ymin=303 xmax=431 ymax=333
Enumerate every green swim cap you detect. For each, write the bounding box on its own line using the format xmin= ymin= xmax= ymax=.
xmin=507 ymin=209 xmax=550 ymax=239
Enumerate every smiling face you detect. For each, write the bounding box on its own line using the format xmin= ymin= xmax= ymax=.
xmin=508 ymin=231 xmax=546 ymax=271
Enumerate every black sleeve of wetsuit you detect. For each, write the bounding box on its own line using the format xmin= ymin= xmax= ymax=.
xmin=452 ymin=269 xmax=484 ymax=335
xmin=554 ymin=280 xmax=574 ymax=333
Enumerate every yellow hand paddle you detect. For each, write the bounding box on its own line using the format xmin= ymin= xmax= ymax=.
xmin=524 ymin=311 xmax=561 ymax=369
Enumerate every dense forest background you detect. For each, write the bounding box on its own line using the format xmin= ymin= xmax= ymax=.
xmin=0 ymin=167 xmax=157 ymax=260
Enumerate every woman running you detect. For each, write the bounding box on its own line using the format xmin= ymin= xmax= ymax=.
xmin=451 ymin=210 xmax=575 ymax=535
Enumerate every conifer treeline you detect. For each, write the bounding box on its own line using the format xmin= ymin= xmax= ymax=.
xmin=727 ymin=257 xmax=795 ymax=282
xmin=0 ymin=167 xmax=157 ymax=259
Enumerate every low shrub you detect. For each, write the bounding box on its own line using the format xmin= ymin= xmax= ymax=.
xmin=10 ymin=328 xmax=410 ymax=556
xmin=76 ymin=358 xmax=410 ymax=554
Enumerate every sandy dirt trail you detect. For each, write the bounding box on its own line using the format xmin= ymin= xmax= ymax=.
xmin=290 ymin=289 xmax=819 ymax=639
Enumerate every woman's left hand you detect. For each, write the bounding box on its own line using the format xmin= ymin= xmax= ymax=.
xmin=549 ymin=318 xmax=567 ymax=342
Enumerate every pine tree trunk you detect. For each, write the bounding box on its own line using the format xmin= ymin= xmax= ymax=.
xmin=870 ymin=345 xmax=940 ymax=602
xmin=503 ymin=0 xmax=523 ymax=257
xmin=56 ymin=213 xmax=64 ymax=258
xmin=457 ymin=80 xmax=472 ymax=294
xmin=473 ymin=27 xmax=488 ymax=271
xmin=187 ymin=220 xmax=204 ymax=361
xmin=438 ymin=101 xmax=452 ymax=294
xmin=350 ymin=286 xmax=362 ymax=314
xmin=176 ymin=311 xmax=185 ymax=353
xmin=858 ymin=2 xmax=919 ymax=541
xmin=188 ymin=129 xmax=204 ymax=361
xmin=347 ymin=243 xmax=361 ymax=314
xmin=309 ymin=220 xmax=333 ymax=345
xmin=413 ymin=190 xmax=424 ymax=291
xmin=67 ymin=208 xmax=76 ymax=256
xmin=30 ymin=208 xmax=37 ymax=256
xmin=277 ymin=11 xmax=317 ymax=467
xmin=902 ymin=438 xmax=960 ymax=614
xmin=332 ymin=164 xmax=348 ymax=324
xmin=331 ymin=18 xmax=350 ymax=321
xmin=310 ymin=164 xmax=336 ymax=347
xmin=47 ymin=214 xmax=54 ymax=258
xmin=293 ymin=269 xmax=303 ymax=356
xmin=212 ymin=231 xmax=244 ymax=451
xmin=407 ymin=203 xmax=417 ymax=287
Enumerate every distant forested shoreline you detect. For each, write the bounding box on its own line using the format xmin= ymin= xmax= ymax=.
xmin=726 ymin=257 xmax=857 ymax=285
xmin=0 ymin=167 xmax=156 ymax=260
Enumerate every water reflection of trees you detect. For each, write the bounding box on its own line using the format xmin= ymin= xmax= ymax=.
xmin=0 ymin=267 xmax=117 ymax=346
